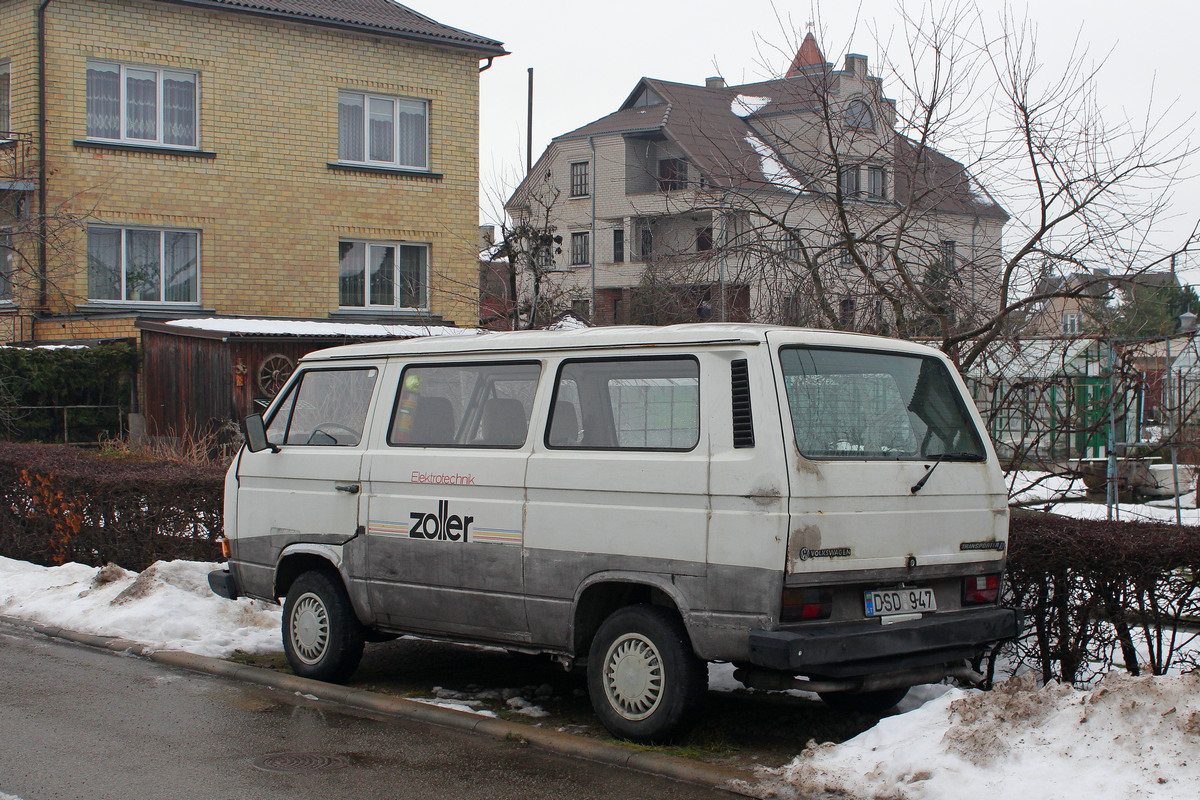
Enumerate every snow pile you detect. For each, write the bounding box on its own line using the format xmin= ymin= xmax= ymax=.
xmin=750 ymin=671 xmax=1200 ymax=800
xmin=0 ymin=557 xmax=280 ymax=658
xmin=745 ymin=135 xmax=807 ymax=193
xmin=731 ymin=94 xmax=772 ymax=117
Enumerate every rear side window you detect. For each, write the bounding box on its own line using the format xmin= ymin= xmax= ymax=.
xmin=265 ymin=367 xmax=378 ymax=446
xmin=779 ymin=347 xmax=984 ymax=461
xmin=389 ymin=361 xmax=541 ymax=448
xmin=547 ymin=356 xmax=699 ymax=451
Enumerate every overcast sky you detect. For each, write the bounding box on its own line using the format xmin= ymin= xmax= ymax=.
xmin=428 ymin=0 xmax=1197 ymax=272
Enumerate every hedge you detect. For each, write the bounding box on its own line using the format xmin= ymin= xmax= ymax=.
xmin=1002 ymin=514 xmax=1200 ymax=684
xmin=0 ymin=342 xmax=135 ymax=442
xmin=1 ymin=441 xmax=1197 ymax=683
xmin=0 ymin=442 xmax=224 ymax=571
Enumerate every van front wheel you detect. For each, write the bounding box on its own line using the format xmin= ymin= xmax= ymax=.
xmin=282 ymin=570 xmax=364 ymax=683
xmin=587 ymin=605 xmax=705 ymax=743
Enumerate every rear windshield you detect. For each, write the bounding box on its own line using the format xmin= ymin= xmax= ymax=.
xmin=779 ymin=346 xmax=986 ymax=461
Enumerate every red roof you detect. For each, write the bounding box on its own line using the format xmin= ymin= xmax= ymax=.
xmin=787 ymin=32 xmax=825 ymax=75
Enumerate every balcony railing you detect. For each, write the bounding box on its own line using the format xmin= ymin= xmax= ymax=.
xmin=1 ymin=132 xmax=34 ymax=189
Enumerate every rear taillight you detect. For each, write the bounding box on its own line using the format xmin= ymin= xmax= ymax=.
xmin=781 ymin=587 xmax=833 ymax=622
xmin=963 ymin=574 xmax=1000 ymax=605
xmin=218 ymin=537 xmax=231 ymax=559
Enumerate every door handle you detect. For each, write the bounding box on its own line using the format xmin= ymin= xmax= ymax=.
xmin=335 ymin=482 xmax=361 ymax=494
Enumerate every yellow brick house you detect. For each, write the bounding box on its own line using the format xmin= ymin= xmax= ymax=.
xmin=0 ymin=0 xmax=505 ymax=343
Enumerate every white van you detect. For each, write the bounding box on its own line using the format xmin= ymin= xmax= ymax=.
xmin=209 ymin=324 xmax=1018 ymax=741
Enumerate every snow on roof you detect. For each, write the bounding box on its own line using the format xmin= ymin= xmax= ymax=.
xmin=163 ymin=318 xmax=482 ymax=339
xmin=745 ymin=134 xmax=808 ymax=193
xmin=731 ymin=94 xmax=772 ymax=117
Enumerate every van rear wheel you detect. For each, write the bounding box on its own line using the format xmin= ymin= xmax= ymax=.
xmin=587 ymin=605 xmax=705 ymax=743
xmin=282 ymin=570 xmax=364 ymax=683
xmin=818 ymin=686 xmax=909 ymax=714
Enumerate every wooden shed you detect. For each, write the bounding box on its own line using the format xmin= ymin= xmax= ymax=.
xmin=136 ymin=318 xmax=478 ymax=441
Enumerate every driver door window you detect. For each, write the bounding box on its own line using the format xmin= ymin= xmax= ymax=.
xmin=266 ymin=367 xmax=378 ymax=446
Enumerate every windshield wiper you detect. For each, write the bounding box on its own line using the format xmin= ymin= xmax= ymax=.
xmin=910 ymin=452 xmax=980 ymax=494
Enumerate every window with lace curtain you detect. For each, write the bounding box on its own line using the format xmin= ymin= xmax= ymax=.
xmin=86 ymin=226 xmax=199 ymax=304
xmin=338 ymin=91 xmax=428 ymax=170
xmin=85 ymin=61 xmax=197 ymax=148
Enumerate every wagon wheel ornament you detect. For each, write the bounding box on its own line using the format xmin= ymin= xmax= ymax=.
xmin=257 ymin=354 xmax=294 ymax=398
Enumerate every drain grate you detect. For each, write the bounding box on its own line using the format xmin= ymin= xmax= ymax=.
xmin=251 ymin=752 xmax=351 ymax=773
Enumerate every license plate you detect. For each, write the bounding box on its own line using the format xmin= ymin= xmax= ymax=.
xmin=864 ymin=587 xmax=936 ymax=617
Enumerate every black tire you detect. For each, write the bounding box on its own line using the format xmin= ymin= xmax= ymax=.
xmin=587 ymin=605 xmax=705 ymax=743
xmin=818 ymin=686 xmax=909 ymax=714
xmin=282 ymin=570 xmax=365 ymax=683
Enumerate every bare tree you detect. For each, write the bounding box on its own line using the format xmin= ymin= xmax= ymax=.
xmin=2 ymin=132 xmax=96 ymax=335
xmin=492 ymin=176 xmax=589 ymax=329
xmin=646 ymin=4 xmax=1196 ymax=372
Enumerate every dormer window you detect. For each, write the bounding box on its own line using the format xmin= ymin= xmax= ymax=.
xmin=843 ymin=99 xmax=874 ymax=131
xmin=631 ymin=86 xmax=665 ymax=107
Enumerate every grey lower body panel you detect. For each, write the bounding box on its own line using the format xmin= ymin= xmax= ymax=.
xmin=748 ymin=608 xmax=1021 ymax=678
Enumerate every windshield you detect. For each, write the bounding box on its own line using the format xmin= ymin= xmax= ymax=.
xmin=779 ymin=346 xmax=986 ymax=461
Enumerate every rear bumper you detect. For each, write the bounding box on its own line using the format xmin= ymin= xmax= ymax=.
xmin=748 ymin=607 xmax=1021 ymax=678
xmin=207 ymin=568 xmax=240 ymax=601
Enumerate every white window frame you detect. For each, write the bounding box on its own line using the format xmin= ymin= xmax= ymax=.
xmin=338 ymin=239 xmax=430 ymax=310
xmin=85 ymin=60 xmax=199 ymax=149
xmin=1063 ymin=313 xmax=1082 ymax=334
xmin=337 ymin=90 xmax=429 ymax=171
xmin=86 ymin=225 xmax=201 ymax=305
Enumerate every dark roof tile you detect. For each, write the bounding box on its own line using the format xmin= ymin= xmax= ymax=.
xmin=161 ymin=0 xmax=506 ymax=54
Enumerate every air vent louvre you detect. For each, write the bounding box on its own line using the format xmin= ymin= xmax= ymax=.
xmin=731 ymin=358 xmax=755 ymax=448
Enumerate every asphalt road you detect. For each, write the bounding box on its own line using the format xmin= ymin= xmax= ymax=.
xmin=0 ymin=628 xmax=735 ymax=800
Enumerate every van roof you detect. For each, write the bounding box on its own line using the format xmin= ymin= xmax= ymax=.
xmin=299 ymin=324 xmax=947 ymax=362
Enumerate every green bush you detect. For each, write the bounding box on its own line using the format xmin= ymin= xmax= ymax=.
xmin=0 ymin=342 xmax=135 ymax=442
xmin=0 ymin=442 xmax=224 ymax=571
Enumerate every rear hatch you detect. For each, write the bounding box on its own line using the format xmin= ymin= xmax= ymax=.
xmin=766 ymin=333 xmax=1008 ymax=581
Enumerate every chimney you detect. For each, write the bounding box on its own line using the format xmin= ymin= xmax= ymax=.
xmin=705 ymin=76 xmax=726 ymax=90
xmin=844 ymin=54 xmax=868 ymax=76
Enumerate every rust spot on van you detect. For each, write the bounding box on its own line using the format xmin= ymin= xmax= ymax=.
xmin=746 ymin=487 xmax=781 ymax=506
xmin=786 ymin=524 xmax=822 ymax=565
xmin=795 ymin=452 xmax=821 ymax=476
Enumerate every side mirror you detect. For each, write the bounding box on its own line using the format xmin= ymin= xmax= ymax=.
xmin=242 ymin=414 xmax=279 ymax=453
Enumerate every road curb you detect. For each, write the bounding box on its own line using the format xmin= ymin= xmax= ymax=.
xmin=0 ymin=615 xmax=756 ymax=796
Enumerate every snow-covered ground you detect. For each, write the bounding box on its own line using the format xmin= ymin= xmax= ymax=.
xmin=1009 ymin=469 xmax=1200 ymax=524
xmin=2 ymin=555 xmax=1198 ymax=797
